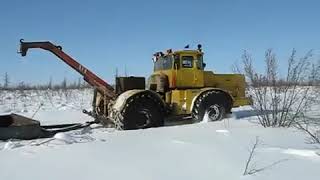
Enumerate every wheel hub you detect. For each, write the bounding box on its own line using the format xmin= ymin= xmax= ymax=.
xmin=206 ymin=105 xmax=221 ymax=121
xmin=136 ymin=109 xmax=152 ymax=128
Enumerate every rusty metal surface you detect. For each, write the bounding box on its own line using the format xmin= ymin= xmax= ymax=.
xmin=19 ymin=39 xmax=116 ymax=99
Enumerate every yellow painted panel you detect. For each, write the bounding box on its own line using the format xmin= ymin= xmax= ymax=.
xmin=170 ymin=89 xmax=201 ymax=115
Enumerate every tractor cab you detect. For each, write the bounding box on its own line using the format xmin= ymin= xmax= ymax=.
xmin=150 ymin=45 xmax=205 ymax=91
xmin=153 ymin=45 xmax=205 ymax=71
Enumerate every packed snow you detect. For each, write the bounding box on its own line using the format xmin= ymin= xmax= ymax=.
xmin=0 ymin=89 xmax=319 ymax=180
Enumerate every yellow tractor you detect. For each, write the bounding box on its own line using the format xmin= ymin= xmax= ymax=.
xmin=19 ymin=40 xmax=251 ymax=130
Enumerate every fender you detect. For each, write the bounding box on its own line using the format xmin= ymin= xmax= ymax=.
xmin=112 ymin=89 xmax=167 ymax=113
xmin=189 ymin=87 xmax=234 ymax=112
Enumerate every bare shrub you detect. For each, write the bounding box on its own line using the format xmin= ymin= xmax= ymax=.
xmin=243 ymin=136 xmax=287 ymax=176
xmin=238 ymin=49 xmax=319 ymax=127
xmin=294 ymin=115 xmax=320 ymax=144
xmin=243 ymin=136 xmax=260 ymax=175
xmin=43 ymin=89 xmax=55 ymax=107
xmin=31 ymin=103 xmax=44 ymax=118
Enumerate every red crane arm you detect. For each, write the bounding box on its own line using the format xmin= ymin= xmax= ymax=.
xmin=19 ymin=39 xmax=116 ymax=99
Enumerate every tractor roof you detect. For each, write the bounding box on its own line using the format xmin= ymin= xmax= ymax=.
xmin=153 ymin=46 xmax=203 ymax=58
xmin=173 ymin=49 xmax=203 ymax=55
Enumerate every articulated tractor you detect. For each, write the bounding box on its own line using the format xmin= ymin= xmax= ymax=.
xmin=18 ymin=40 xmax=251 ymax=130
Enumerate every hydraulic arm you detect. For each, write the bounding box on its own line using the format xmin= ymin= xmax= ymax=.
xmin=18 ymin=39 xmax=116 ymax=99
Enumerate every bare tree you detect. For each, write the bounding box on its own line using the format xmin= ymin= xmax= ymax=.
xmin=231 ymin=60 xmax=242 ymax=74
xmin=61 ymin=77 xmax=67 ymax=90
xmin=3 ymin=72 xmax=10 ymax=90
xmin=48 ymin=77 xmax=53 ymax=89
xmin=238 ymin=49 xmax=319 ymax=127
xmin=17 ymin=81 xmax=28 ymax=92
xmin=307 ymin=60 xmax=320 ymax=86
xmin=77 ymin=77 xmax=81 ymax=89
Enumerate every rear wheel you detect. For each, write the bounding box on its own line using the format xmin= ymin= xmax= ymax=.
xmin=120 ymin=92 xmax=164 ymax=130
xmin=192 ymin=91 xmax=231 ymax=122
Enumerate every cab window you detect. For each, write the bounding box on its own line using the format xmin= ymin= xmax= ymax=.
xmin=181 ymin=56 xmax=194 ymax=68
xmin=154 ymin=55 xmax=173 ymax=71
xmin=196 ymin=54 xmax=204 ymax=70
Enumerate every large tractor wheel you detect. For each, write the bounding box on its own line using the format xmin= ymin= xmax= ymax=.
xmin=192 ymin=91 xmax=232 ymax=122
xmin=120 ymin=92 xmax=164 ymax=130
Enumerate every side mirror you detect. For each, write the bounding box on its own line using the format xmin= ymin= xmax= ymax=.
xmin=203 ymin=63 xmax=206 ymax=69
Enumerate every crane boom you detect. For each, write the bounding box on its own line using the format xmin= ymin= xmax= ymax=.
xmin=18 ymin=39 xmax=116 ymax=99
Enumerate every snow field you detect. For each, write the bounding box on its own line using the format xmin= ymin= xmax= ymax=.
xmin=0 ymin=89 xmax=319 ymax=180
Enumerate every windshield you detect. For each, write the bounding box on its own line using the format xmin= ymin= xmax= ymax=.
xmin=181 ymin=56 xmax=194 ymax=68
xmin=154 ymin=55 xmax=173 ymax=71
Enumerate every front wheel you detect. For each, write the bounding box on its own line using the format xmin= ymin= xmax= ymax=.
xmin=192 ymin=91 xmax=230 ymax=122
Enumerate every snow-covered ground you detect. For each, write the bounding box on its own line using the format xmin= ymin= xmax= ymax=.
xmin=0 ymin=89 xmax=319 ymax=180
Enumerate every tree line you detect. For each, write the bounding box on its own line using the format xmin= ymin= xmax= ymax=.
xmin=0 ymin=73 xmax=91 ymax=90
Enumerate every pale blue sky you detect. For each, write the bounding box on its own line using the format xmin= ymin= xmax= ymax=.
xmin=1 ymin=0 xmax=319 ymax=85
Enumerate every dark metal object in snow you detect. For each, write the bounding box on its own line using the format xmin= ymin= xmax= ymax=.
xmin=0 ymin=114 xmax=42 ymax=140
xmin=0 ymin=113 xmax=97 ymax=140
